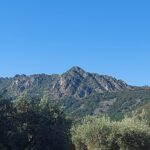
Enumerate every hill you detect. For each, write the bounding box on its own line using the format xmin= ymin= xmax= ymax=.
xmin=0 ymin=66 xmax=129 ymax=99
xmin=0 ymin=67 xmax=150 ymax=120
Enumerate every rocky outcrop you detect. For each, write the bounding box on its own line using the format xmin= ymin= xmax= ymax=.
xmin=0 ymin=66 xmax=130 ymax=99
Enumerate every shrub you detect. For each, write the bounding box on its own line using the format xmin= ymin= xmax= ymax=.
xmin=71 ymin=115 xmax=150 ymax=150
xmin=0 ymin=98 xmax=72 ymax=150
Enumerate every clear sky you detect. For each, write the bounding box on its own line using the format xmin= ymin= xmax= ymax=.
xmin=0 ymin=0 xmax=150 ymax=86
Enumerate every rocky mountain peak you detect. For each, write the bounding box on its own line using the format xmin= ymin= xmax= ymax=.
xmin=0 ymin=67 xmax=130 ymax=99
xmin=68 ymin=66 xmax=85 ymax=71
xmin=65 ymin=66 xmax=86 ymax=75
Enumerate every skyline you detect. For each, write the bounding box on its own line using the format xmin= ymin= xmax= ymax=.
xmin=0 ymin=0 xmax=150 ymax=86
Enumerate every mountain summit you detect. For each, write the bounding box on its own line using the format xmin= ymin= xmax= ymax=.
xmin=0 ymin=67 xmax=130 ymax=99
xmin=66 ymin=66 xmax=86 ymax=74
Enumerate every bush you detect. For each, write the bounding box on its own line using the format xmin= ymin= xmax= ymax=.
xmin=0 ymin=98 xmax=72 ymax=150
xmin=71 ymin=115 xmax=150 ymax=150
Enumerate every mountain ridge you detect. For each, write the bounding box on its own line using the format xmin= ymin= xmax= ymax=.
xmin=0 ymin=66 xmax=131 ymax=99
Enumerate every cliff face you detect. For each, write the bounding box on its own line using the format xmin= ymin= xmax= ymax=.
xmin=0 ymin=66 xmax=129 ymax=99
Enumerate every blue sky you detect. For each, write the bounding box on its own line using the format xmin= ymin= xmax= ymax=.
xmin=0 ymin=0 xmax=150 ymax=86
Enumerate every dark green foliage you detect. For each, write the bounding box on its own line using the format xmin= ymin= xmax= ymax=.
xmin=0 ymin=87 xmax=150 ymax=149
xmin=0 ymin=100 xmax=18 ymax=150
xmin=0 ymin=98 xmax=72 ymax=150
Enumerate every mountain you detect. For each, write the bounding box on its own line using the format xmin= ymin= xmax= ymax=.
xmin=58 ymin=87 xmax=150 ymax=120
xmin=0 ymin=66 xmax=130 ymax=99
xmin=0 ymin=67 xmax=150 ymax=121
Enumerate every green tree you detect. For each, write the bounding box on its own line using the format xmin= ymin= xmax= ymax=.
xmin=71 ymin=115 xmax=150 ymax=150
xmin=0 ymin=97 xmax=72 ymax=150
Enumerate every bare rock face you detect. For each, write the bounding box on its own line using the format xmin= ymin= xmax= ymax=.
xmin=0 ymin=66 xmax=130 ymax=99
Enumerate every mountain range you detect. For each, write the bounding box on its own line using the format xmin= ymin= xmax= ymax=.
xmin=0 ymin=66 xmax=130 ymax=99
xmin=0 ymin=66 xmax=150 ymax=120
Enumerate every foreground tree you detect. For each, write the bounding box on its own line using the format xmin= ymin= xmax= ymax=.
xmin=0 ymin=97 xmax=71 ymax=150
xmin=71 ymin=115 xmax=150 ymax=150
xmin=0 ymin=100 xmax=18 ymax=150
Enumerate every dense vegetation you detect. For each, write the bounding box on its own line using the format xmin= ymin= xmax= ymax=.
xmin=0 ymin=97 xmax=72 ymax=150
xmin=0 ymin=89 xmax=150 ymax=150
xmin=71 ymin=114 xmax=150 ymax=150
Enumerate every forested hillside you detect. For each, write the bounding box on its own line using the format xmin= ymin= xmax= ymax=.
xmin=0 ymin=67 xmax=150 ymax=149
